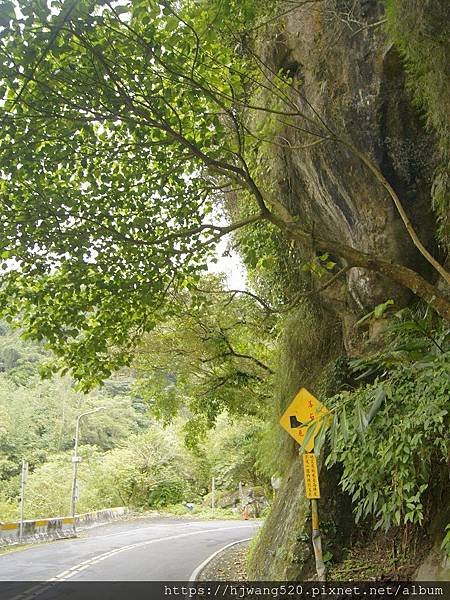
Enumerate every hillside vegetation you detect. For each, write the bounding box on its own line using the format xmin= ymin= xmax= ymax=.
xmin=0 ymin=322 xmax=269 ymax=522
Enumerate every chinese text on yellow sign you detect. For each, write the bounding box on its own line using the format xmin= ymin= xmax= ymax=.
xmin=279 ymin=388 xmax=330 ymax=452
xmin=302 ymin=452 xmax=320 ymax=499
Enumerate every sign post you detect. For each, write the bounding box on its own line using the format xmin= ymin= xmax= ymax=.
xmin=280 ymin=387 xmax=330 ymax=581
xmin=302 ymin=452 xmax=326 ymax=580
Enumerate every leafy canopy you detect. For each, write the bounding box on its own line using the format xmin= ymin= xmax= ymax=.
xmin=3 ymin=0 xmax=449 ymax=389
xmin=133 ymin=277 xmax=275 ymax=433
xmin=0 ymin=0 xmax=275 ymax=386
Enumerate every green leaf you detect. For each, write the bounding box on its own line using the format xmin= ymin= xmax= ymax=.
xmin=330 ymin=413 xmax=339 ymax=454
xmin=314 ymin=416 xmax=327 ymax=456
xmin=341 ymin=406 xmax=349 ymax=441
xmin=355 ymin=401 xmax=368 ymax=433
xmin=367 ymin=386 xmax=386 ymax=424
xmin=373 ymin=299 xmax=394 ymax=319
xmin=298 ymin=423 xmax=317 ymax=454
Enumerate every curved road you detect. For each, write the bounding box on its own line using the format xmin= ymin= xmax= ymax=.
xmin=0 ymin=517 xmax=259 ymax=581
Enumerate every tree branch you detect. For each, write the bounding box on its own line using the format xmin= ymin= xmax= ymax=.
xmin=272 ymin=217 xmax=450 ymax=321
xmin=218 ymin=327 xmax=274 ymax=374
xmin=337 ymin=138 xmax=450 ymax=286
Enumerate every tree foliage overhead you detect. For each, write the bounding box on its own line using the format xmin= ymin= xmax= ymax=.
xmin=1 ymin=0 xmax=449 ymax=388
xmin=0 ymin=0 xmax=274 ymax=385
xmin=133 ymin=277 xmax=275 ymax=430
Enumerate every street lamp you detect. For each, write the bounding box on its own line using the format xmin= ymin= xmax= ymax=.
xmin=71 ymin=407 xmax=105 ymax=532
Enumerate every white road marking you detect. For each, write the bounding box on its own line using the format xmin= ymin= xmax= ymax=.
xmin=48 ymin=524 xmax=256 ymax=582
xmin=83 ymin=521 xmax=197 ymax=540
xmin=6 ymin=522 xmax=259 ymax=600
xmin=189 ymin=537 xmax=252 ymax=582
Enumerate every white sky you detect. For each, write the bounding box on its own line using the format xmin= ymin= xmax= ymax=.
xmin=208 ymin=238 xmax=247 ymax=289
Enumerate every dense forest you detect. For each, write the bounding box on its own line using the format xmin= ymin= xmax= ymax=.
xmin=0 ymin=0 xmax=449 ymax=582
xmin=0 ymin=318 xmax=271 ymax=521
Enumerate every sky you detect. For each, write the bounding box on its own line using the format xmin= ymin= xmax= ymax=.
xmin=208 ymin=238 xmax=247 ymax=290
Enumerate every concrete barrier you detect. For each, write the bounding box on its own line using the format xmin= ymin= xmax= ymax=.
xmin=0 ymin=507 xmax=128 ymax=547
xmin=75 ymin=506 xmax=128 ymax=528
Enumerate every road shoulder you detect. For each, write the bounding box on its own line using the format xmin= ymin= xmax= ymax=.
xmin=196 ymin=539 xmax=250 ymax=581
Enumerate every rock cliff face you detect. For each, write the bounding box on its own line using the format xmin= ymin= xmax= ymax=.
xmin=248 ymin=0 xmax=445 ymax=579
xmin=260 ymin=0 xmax=439 ymax=352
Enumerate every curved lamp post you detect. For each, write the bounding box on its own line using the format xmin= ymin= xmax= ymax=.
xmin=71 ymin=407 xmax=105 ymax=532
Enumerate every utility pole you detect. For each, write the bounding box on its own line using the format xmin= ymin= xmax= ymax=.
xmin=71 ymin=407 xmax=105 ymax=533
xmin=19 ymin=459 xmax=28 ymax=541
xmin=211 ymin=477 xmax=215 ymax=517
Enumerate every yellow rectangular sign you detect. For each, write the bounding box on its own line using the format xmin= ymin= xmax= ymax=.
xmin=302 ymin=452 xmax=320 ymax=499
xmin=279 ymin=388 xmax=330 ymax=452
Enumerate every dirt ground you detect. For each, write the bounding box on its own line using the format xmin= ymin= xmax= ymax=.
xmin=199 ymin=541 xmax=249 ymax=580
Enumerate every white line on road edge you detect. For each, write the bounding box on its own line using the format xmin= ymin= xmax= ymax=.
xmin=189 ymin=537 xmax=252 ymax=582
xmin=49 ymin=525 xmax=255 ymax=581
xmin=8 ymin=524 xmax=256 ymax=600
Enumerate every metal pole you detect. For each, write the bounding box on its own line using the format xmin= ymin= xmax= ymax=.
xmin=71 ymin=415 xmax=80 ymax=533
xmin=211 ymin=477 xmax=215 ymax=517
xmin=311 ymin=498 xmax=326 ymax=581
xmin=19 ymin=459 xmax=27 ymax=541
xmin=70 ymin=407 xmax=105 ymax=534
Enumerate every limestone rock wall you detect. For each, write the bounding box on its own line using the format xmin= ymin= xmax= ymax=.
xmin=249 ymin=0 xmax=445 ymax=579
xmin=259 ymin=0 xmax=439 ymax=351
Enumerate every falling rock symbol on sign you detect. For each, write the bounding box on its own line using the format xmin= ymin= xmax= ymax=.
xmin=279 ymin=387 xmax=330 ymax=452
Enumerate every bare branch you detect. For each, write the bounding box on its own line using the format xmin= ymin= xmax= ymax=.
xmin=193 ymin=286 xmax=274 ymax=313
xmin=217 ymin=327 xmax=274 ymax=374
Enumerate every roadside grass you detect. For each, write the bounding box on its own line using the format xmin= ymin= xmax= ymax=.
xmin=161 ymin=504 xmax=244 ymax=520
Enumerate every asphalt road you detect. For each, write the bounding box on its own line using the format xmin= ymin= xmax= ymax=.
xmin=0 ymin=517 xmax=260 ymax=582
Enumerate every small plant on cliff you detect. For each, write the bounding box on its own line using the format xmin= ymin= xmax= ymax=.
xmin=384 ymin=0 xmax=450 ymax=245
xmin=326 ymin=360 xmax=448 ymax=529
